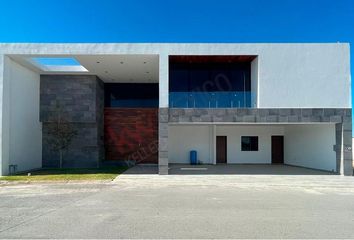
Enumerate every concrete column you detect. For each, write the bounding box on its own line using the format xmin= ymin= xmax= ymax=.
xmin=335 ymin=123 xmax=342 ymax=174
xmin=158 ymin=54 xmax=169 ymax=174
xmin=0 ymin=54 xmax=4 ymax=176
xmin=335 ymin=119 xmax=353 ymax=176
xmin=212 ymin=125 xmax=216 ymax=165
xmin=342 ymin=118 xmax=353 ymax=176
xmin=0 ymin=55 xmax=10 ymax=176
xmin=159 ymin=54 xmax=169 ymax=108
xmin=158 ymin=109 xmax=169 ymax=175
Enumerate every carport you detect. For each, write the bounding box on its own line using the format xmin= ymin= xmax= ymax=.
xmin=168 ymin=123 xmax=338 ymax=174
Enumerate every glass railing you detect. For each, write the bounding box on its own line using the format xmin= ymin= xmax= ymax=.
xmin=169 ymin=91 xmax=255 ymax=108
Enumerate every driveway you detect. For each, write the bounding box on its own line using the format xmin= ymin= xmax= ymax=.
xmin=1 ymin=165 xmax=354 ymax=239
xmin=168 ymin=163 xmax=334 ymax=175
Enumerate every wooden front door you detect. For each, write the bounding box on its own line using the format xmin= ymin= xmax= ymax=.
xmin=216 ymin=136 xmax=227 ymax=164
xmin=271 ymin=136 xmax=284 ymax=164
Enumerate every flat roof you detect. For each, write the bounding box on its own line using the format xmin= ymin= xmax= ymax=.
xmin=0 ymin=42 xmax=349 ymax=55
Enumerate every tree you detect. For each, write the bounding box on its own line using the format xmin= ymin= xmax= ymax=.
xmin=46 ymin=102 xmax=77 ymax=168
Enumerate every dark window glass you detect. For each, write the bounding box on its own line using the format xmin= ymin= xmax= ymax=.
xmin=169 ymin=61 xmax=251 ymax=92
xmin=104 ymin=83 xmax=158 ymax=108
xmin=241 ymin=136 xmax=258 ymax=151
xmin=169 ymin=63 xmax=189 ymax=92
xmin=210 ymin=65 xmax=232 ymax=92
xmin=190 ymin=66 xmax=210 ymax=91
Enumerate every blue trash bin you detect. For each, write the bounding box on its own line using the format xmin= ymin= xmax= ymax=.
xmin=190 ymin=150 xmax=197 ymax=165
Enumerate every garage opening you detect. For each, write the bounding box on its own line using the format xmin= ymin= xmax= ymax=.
xmin=168 ymin=123 xmax=337 ymax=175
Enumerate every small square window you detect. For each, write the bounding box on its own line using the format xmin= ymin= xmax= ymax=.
xmin=241 ymin=136 xmax=258 ymax=151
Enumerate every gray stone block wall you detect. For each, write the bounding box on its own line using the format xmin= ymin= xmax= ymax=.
xmin=40 ymin=75 xmax=104 ymax=168
xmin=95 ymin=79 xmax=105 ymax=162
xmin=158 ymin=108 xmax=169 ymax=175
xmin=40 ymin=75 xmax=99 ymax=123
xmin=169 ymin=108 xmax=352 ymax=124
xmin=42 ymin=123 xmax=100 ymax=168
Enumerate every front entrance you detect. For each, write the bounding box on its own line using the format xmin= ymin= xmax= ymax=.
xmin=216 ymin=136 xmax=227 ymax=164
xmin=271 ymin=136 xmax=284 ymax=164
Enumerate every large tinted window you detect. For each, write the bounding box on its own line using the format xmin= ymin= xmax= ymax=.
xmin=105 ymin=83 xmax=159 ymax=107
xmin=169 ymin=60 xmax=251 ymax=92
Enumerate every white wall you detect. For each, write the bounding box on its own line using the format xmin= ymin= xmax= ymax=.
xmin=284 ymin=124 xmax=336 ymax=172
xmin=169 ymin=125 xmax=213 ymax=164
xmin=1 ymin=56 xmax=42 ymax=175
xmin=169 ymin=124 xmax=284 ymax=164
xmin=0 ymin=54 xmax=10 ymax=176
xmin=216 ymin=125 xmax=284 ymax=164
xmin=256 ymin=45 xmax=351 ymax=108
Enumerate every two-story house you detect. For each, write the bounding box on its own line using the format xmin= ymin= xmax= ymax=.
xmin=0 ymin=43 xmax=352 ymax=176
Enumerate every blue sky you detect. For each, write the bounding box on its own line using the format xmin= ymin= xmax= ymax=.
xmin=0 ymin=0 xmax=353 ymax=124
xmin=0 ymin=0 xmax=352 ymax=43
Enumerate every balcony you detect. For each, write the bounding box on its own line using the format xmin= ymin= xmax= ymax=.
xmin=169 ymin=91 xmax=255 ymax=108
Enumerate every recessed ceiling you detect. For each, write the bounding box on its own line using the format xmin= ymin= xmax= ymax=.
xmin=75 ymin=55 xmax=159 ymax=83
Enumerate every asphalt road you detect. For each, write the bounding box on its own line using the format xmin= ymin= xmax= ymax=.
xmin=1 ymin=166 xmax=354 ymax=239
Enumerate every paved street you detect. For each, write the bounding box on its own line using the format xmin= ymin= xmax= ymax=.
xmin=1 ymin=165 xmax=354 ymax=239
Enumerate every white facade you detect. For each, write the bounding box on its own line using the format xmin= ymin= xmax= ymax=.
xmin=0 ymin=43 xmax=351 ymax=175
xmin=0 ymin=43 xmax=351 ymax=108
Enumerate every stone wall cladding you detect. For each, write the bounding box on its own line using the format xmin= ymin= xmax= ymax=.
xmin=96 ymin=79 xmax=105 ymax=162
xmin=40 ymin=75 xmax=99 ymax=123
xmin=42 ymin=123 xmax=100 ymax=168
xmin=159 ymin=108 xmax=169 ymax=175
xmin=40 ymin=75 xmax=104 ymax=168
xmin=169 ymin=108 xmax=352 ymax=124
